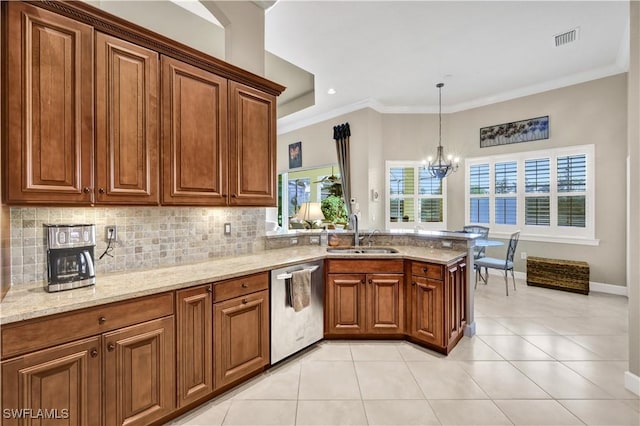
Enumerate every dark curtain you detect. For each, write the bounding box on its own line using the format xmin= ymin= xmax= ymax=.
xmin=333 ymin=123 xmax=352 ymax=218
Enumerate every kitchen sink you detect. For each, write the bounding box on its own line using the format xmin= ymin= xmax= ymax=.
xmin=326 ymin=247 xmax=399 ymax=254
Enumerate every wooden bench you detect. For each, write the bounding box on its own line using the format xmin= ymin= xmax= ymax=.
xmin=526 ymin=256 xmax=589 ymax=295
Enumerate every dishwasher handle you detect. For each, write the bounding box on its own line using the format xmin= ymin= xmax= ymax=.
xmin=275 ymin=265 xmax=320 ymax=280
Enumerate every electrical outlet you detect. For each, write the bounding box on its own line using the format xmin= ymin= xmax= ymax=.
xmin=521 ymin=252 xmax=527 ymax=259
xmin=105 ymin=225 xmax=117 ymax=242
xmin=441 ymin=240 xmax=452 ymax=248
xmin=310 ymin=236 xmax=320 ymax=245
xmin=290 ymin=238 xmax=298 ymax=245
xmin=224 ymin=223 xmax=231 ymax=235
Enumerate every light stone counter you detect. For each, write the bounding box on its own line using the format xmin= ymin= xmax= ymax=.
xmin=0 ymin=245 xmax=465 ymax=325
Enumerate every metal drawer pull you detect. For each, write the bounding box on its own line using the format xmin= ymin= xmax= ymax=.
xmin=368 ymin=279 xmax=372 ymax=284
xmin=241 ymin=283 xmax=249 ymax=288
xmin=107 ymin=343 xmax=115 ymax=351
xmin=423 ymin=267 xmax=429 ymax=273
xmin=276 ymin=265 xmax=319 ymax=280
xmin=90 ymin=348 xmax=98 ymax=358
xmin=242 ymin=298 xmax=248 ymax=304
xmin=206 ymin=286 xmax=213 ymax=293
xmin=98 ymin=316 xmax=106 ymax=324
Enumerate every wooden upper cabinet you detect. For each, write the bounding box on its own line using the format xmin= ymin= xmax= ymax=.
xmin=4 ymin=2 xmax=94 ymax=204
xmin=95 ymin=32 xmax=159 ymax=204
xmin=228 ymin=82 xmax=277 ymax=206
xmin=161 ymin=56 xmax=228 ymax=205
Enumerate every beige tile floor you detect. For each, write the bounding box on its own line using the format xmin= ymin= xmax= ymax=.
xmin=171 ymin=278 xmax=639 ymax=425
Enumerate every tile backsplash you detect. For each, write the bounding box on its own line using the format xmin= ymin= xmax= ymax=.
xmin=10 ymin=207 xmax=266 ymax=285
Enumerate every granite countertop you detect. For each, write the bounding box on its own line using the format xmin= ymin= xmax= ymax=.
xmin=0 ymin=245 xmax=466 ymax=325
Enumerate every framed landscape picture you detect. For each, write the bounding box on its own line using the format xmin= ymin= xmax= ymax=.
xmin=480 ymin=116 xmax=549 ymax=148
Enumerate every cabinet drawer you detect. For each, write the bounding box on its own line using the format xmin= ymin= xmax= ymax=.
xmin=214 ymin=272 xmax=268 ymax=303
xmin=411 ymin=262 xmax=443 ymax=281
xmin=1 ymin=292 xmax=174 ymax=359
xmin=327 ymin=260 xmax=404 ymax=274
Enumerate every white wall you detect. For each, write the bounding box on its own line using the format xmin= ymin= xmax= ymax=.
xmin=627 ymin=0 xmax=639 ymax=390
xmin=93 ymin=1 xmax=225 ymax=59
xmin=278 ymin=74 xmax=628 ymax=286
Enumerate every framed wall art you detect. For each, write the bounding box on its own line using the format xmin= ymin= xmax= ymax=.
xmin=480 ymin=115 xmax=549 ymax=148
xmin=288 ymin=141 xmax=302 ymax=168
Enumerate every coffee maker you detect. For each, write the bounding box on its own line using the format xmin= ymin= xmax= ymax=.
xmin=44 ymin=224 xmax=96 ymax=292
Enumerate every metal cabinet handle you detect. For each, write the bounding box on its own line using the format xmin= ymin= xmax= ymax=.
xmin=98 ymin=316 xmax=106 ymax=325
xmin=98 ymin=188 xmax=105 ymax=194
xmin=107 ymin=343 xmax=115 ymax=351
xmin=360 ymin=279 xmax=365 ymax=284
xmin=412 ymin=281 xmax=416 ymax=286
xmin=423 ymin=267 xmax=428 ymax=273
xmin=241 ymin=283 xmax=249 ymax=288
xmin=206 ymin=286 xmax=213 ymax=293
xmin=83 ymin=187 xmax=91 ymax=194
xmin=368 ymin=279 xmax=372 ymax=284
xmin=232 ymin=193 xmax=238 ymax=198
xmin=242 ymin=298 xmax=248 ymax=304
xmin=90 ymin=348 xmax=98 ymax=358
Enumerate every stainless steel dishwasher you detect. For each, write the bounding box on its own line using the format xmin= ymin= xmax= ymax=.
xmin=270 ymin=260 xmax=324 ymax=364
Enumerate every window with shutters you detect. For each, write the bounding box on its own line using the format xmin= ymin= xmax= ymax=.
xmin=386 ymin=161 xmax=447 ymax=230
xmin=465 ymin=145 xmax=595 ymax=244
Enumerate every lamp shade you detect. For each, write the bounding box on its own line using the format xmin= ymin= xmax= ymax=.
xmin=297 ymin=202 xmax=325 ymax=221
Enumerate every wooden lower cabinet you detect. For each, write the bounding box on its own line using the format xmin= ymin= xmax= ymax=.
xmin=176 ymin=285 xmax=213 ymax=408
xmin=409 ymin=276 xmax=444 ymax=347
xmin=326 ymin=274 xmax=365 ymax=334
xmin=1 ymin=336 xmax=102 ymax=426
xmin=214 ymin=289 xmax=269 ymax=389
xmin=326 ymin=264 xmax=404 ymax=336
xmin=445 ymin=259 xmax=467 ymax=352
xmin=103 ymin=316 xmax=175 ymax=426
xmin=408 ymin=258 xmax=467 ymax=353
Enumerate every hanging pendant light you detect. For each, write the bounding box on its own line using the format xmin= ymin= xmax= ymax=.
xmin=427 ymin=83 xmax=459 ymax=179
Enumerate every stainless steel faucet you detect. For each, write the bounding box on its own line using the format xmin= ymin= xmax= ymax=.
xmin=350 ymin=213 xmax=359 ymax=247
xmin=365 ymin=229 xmax=380 ymax=247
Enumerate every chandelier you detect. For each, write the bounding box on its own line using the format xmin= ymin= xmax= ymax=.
xmin=426 ymin=83 xmax=459 ymax=179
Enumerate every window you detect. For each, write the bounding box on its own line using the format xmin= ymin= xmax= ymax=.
xmin=386 ymin=161 xmax=447 ymax=230
xmin=465 ymin=145 xmax=596 ymax=244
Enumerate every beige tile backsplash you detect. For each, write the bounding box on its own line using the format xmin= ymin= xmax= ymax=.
xmin=10 ymin=207 xmax=266 ymax=285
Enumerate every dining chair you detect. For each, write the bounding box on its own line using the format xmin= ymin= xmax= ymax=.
xmin=474 ymin=231 xmax=520 ymax=296
xmin=462 ymin=225 xmax=490 ymax=260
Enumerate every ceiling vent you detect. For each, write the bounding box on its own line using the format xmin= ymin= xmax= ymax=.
xmin=554 ymin=28 xmax=579 ymax=47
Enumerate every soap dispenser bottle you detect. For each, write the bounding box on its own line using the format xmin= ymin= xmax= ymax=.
xmin=320 ymin=227 xmax=328 ymax=246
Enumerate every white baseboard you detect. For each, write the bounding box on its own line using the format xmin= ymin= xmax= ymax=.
xmin=589 ymin=281 xmax=628 ymax=296
xmin=482 ymin=270 xmax=627 ymax=296
xmin=625 ymin=371 xmax=640 ymax=396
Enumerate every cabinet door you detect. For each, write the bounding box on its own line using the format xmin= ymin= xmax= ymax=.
xmin=103 ymin=316 xmax=175 ymax=426
xmin=161 ymin=56 xmax=227 ymax=205
xmin=410 ymin=276 xmax=444 ymax=347
xmin=176 ymin=284 xmax=213 ymax=407
xmin=214 ymin=289 xmax=269 ymax=389
xmin=366 ymin=274 xmax=404 ymax=334
xmin=4 ymin=2 xmax=94 ymax=204
xmin=95 ymin=32 xmax=159 ymax=204
xmin=445 ymin=261 xmax=466 ymax=348
xmin=228 ymin=82 xmax=277 ymax=206
xmin=326 ymin=274 xmax=365 ymax=335
xmin=1 ymin=337 xmax=101 ymax=426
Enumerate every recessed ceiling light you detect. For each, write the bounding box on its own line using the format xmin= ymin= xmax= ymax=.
xmin=327 ymin=88 xmax=336 ymax=95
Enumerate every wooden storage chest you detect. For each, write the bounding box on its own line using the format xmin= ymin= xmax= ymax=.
xmin=526 ymin=256 xmax=589 ymax=294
